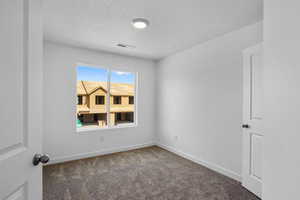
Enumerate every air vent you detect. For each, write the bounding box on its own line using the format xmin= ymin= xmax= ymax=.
xmin=117 ymin=43 xmax=136 ymax=49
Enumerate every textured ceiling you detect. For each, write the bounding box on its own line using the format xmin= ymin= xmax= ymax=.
xmin=43 ymin=0 xmax=263 ymax=60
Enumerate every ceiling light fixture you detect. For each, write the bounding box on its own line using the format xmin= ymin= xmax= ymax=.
xmin=132 ymin=18 xmax=149 ymax=29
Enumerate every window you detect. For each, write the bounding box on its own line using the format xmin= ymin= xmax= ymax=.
xmin=76 ymin=65 xmax=136 ymax=131
xmin=113 ymin=96 xmax=121 ymax=104
xmin=95 ymin=96 xmax=105 ymax=105
xmin=129 ymin=96 xmax=134 ymax=104
xmin=77 ymin=95 xmax=83 ymax=105
xmin=110 ymin=70 xmax=135 ymax=126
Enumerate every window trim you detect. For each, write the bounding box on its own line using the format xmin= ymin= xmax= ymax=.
xmin=76 ymin=63 xmax=138 ymax=133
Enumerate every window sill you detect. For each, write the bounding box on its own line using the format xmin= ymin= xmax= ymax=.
xmin=76 ymin=123 xmax=137 ymax=133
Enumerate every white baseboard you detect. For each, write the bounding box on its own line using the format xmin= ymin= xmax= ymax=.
xmin=156 ymin=143 xmax=241 ymax=182
xmin=47 ymin=142 xmax=155 ymax=165
xmin=47 ymin=141 xmax=241 ymax=182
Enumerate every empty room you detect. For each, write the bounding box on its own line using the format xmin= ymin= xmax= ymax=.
xmin=1 ymin=0 xmax=299 ymax=199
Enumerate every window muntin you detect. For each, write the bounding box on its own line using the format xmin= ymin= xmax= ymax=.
xmin=76 ymin=66 xmax=136 ymax=131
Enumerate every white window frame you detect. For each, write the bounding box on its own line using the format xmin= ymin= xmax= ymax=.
xmin=76 ymin=63 xmax=138 ymax=133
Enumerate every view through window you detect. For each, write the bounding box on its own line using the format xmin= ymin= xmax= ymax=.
xmin=76 ymin=65 xmax=135 ymax=130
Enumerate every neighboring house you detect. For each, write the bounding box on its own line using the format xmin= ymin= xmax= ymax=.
xmin=77 ymin=81 xmax=134 ymax=127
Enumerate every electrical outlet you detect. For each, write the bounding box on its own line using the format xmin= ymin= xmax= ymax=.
xmin=100 ymin=136 xmax=104 ymax=143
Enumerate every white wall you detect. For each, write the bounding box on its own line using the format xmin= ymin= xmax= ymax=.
xmin=263 ymin=1 xmax=300 ymax=199
xmin=43 ymin=42 xmax=156 ymax=163
xmin=43 ymin=22 xmax=263 ymax=181
xmin=156 ymin=22 xmax=262 ymax=180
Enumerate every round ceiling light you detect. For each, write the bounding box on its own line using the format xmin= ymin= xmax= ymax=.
xmin=132 ymin=18 xmax=149 ymax=29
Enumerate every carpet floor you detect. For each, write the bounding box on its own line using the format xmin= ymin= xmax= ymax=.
xmin=43 ymin=146 xmax=260 ymax=200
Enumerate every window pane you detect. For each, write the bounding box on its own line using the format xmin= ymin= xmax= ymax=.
xmin=129 ymin=96 xmax=134 ymax=104
xmin=77 ymin=66 xmax=108 ymax=129
xmin=77 ymin=95 xmax=83 ymax=105
xmin=113 ymin=96 xmax=121 ymax=104
xmin=95 ymin=96 xmax=105 ymax=105
xmin=110 ymin=71 xmax=135 ymax=126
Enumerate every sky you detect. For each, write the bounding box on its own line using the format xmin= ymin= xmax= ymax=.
xmin=77 ymin=65 xmax=134 ymax=84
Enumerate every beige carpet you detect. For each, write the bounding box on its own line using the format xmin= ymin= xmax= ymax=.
xmin=43 ymin=146 xmax=260 ymax=200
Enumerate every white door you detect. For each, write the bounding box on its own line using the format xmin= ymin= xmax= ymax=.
xmin=0 ymin=0 xmax=43 ymax=199
xmin=242 ymin=44 xmax=263 ymax=198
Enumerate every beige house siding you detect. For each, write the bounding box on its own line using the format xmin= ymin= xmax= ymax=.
xmin=89 ymin=88 xmax=107 ymax=113
xmin=110 ymin=113 xmax=115 ymax=126
xmin=109 ymin=96 xmax=134 ymax=113
xmin=77 ymin=81 xmax=134 ymax=127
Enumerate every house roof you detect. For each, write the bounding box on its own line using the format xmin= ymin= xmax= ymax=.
xmin=77 ymin=81 xmax=134 ymax=96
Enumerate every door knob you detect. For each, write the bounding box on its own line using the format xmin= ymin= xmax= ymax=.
xmin=242 ymin=124 xmax=250 ymax=129
xmin=33 ymin=154 xmax=50 ymax=166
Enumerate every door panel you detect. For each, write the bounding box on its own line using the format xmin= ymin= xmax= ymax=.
xmin=250 ymin=133 xmax=262 ymax=179
xmin=250 ymin=53 xmax=263 ymax=120
xmin=4 ymin=186 xmax=26 ymax=200
xmin=242 ymin=44 xmax=263 ymax=198
xmin=0 ymin=0 xmax=27 ymax=156
xmin=0 ymin=0 xmax=43 ymax=199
